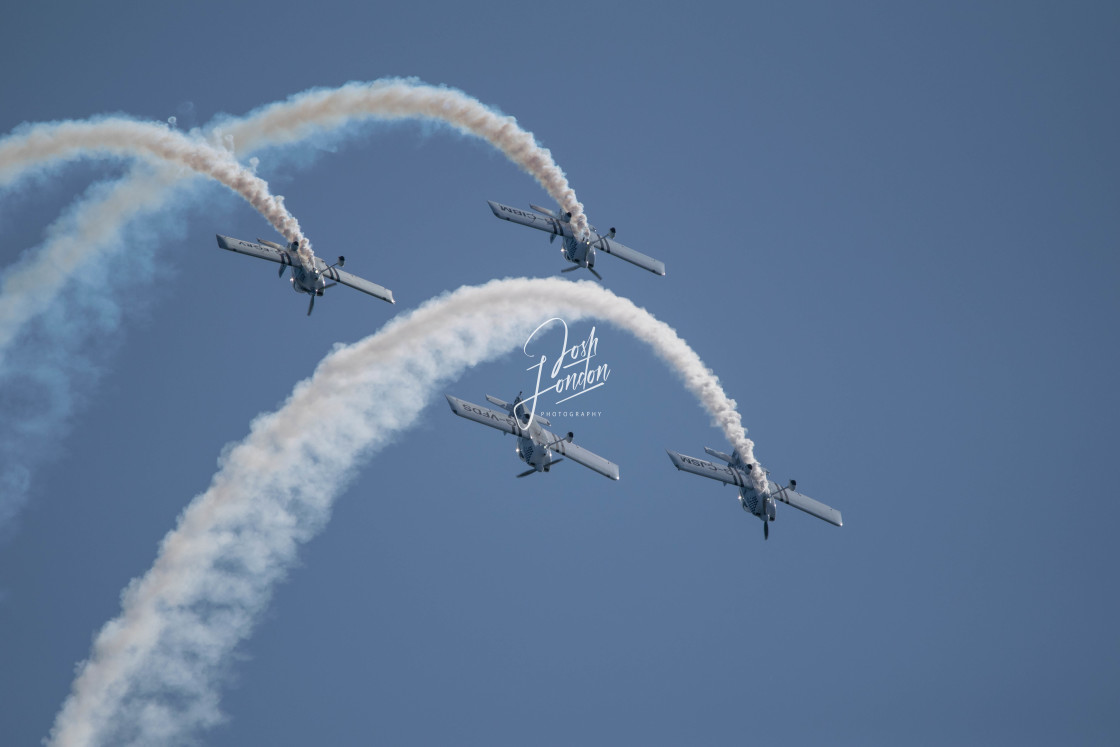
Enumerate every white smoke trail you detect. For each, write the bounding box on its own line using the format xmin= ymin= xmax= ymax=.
xmin=0 ymin=77 xmax=594 ymax=532
xmin=217 ymin=78 xmax=590 ymax=239
xmin=0 ymin=76 xmax=591 ymax=346
xmin=0 ymin=168 xmax=177 ymax=356
xmin=0 ymin=166 xmax=198 ymax=531
xmin=1 ymin=76 xmax=590 ymax=356
xmin=0 ymin=118 xmax=313 ymax=263
xmin=47 ymin=277 xmax=756 ymax=746
xmin=0 ymin=168 xmax=189 ymax=534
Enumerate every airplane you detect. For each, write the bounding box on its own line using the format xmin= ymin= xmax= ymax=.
xmin=446 ymin=392 xmax=620 ymax=480
xmin=216 ymin=234 xmax=395 ymax=315
xmin=487 ymin=200 xmax=666 ymax=279
xmin=665 ymin=446 xmax=842 ymax=540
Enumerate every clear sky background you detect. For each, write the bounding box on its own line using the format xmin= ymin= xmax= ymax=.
xmin=1 ymin=1 xmax=1117 ymax=744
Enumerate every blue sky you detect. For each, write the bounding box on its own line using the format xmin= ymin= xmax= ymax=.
xmin=1 ymin=1 xmax=1118 ymax=744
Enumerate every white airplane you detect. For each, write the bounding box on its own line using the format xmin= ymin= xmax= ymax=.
xmin=487 ymin=200 xmax=666 ymax=278
xmin=666 ymin=446 xmax=842 ymax=540
xmin=216 ymin=234 xmax=395 ymax=315
xmin=446 ymin=392 xmax=620 ymax=480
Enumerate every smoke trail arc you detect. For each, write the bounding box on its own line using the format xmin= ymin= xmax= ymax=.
xmin=47 ymin=277 xmax=756 ymax=746
xmin=0 ymin=119 xmax=313 ymax=263
xmin=1 ymin=77 xmax=593 ymax=358
xmin=220 ymin=78 xmax=589 ymax=239
xmin=0 ymin=78 xmax=595 ymax=533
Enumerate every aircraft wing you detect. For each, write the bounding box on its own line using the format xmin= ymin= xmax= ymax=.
xmin=446 ymin=395 xmax=520 ymax=435
xmin=217 ymin=234 xmax=298 ymax=267
xmin=488 ymin=200 xmax=573 ymax=239
xmin=322 ymin=266 xmax=395 ymax=304
xmin=549 ymin=431 xmax=620 ymax=480
xmin=768 ymin=481 xmax=843 ymax=527
xmin=665 ymin=449 xmax=745 ymax=486
xmin=597 ymin=237 xmax=666 ymax=276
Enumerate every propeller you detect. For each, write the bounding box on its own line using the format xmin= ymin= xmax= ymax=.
xmin=307 ymin=294 xmax=315 ymax=316
xmin=764 ymin=520 xmax=769 ymax=540
xmin=516 ymin=457 xmax=564 ymax=477
xmin=278 ymin=263 xmax=286 ymax=278
xmin=560 ymin=264 xmax=603 ymax=281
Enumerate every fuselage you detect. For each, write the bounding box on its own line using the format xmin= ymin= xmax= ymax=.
xmin=289 ymin=261 xmax=329 ymax=297
xmin=540 ymin=205 xmax=596 ymax=270
xmin=738 ymin=485 xmax=776 ymax=522
xmin=510 ymin=398 xmax=554 ymax=472
xmin=726 ymin=453 xmax=776 ymax=523
xmin=515 ymin=434 xmax=555 ymax=472
xmin=561 ymin=234 xmax=596 ymax=270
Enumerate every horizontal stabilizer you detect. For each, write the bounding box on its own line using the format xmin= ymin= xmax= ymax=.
xmin=529 ymin=203 xmax=564 ymax=220
xmin=257 ymin=238 xmax=289 ymax=251
xmin=484 ymin=395 xmax=550 ymax=426
xmin=704 ymin=446 xmax=736 ymax=464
